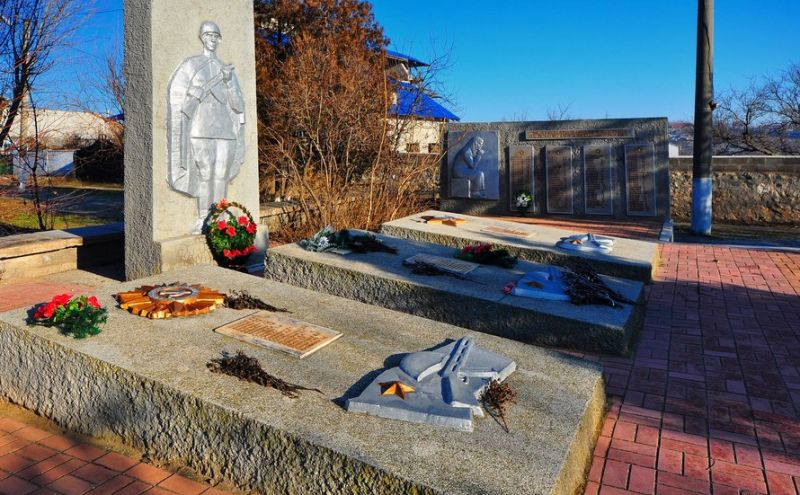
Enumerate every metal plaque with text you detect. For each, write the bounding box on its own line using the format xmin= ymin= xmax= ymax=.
xmin=583 ymin=145 xmax=614 ymax=215
xmin=545 ymin=146 xmax=574 ymax=214
xmin=508 ymin=145 xmax=535 ymax=211
xmin=624 ymin=144 xmax=657 ymax=216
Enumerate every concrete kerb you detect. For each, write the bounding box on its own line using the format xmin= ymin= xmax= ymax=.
xmin=0 ymin=266 xmax=605 ymax=495
xmin=264 ymin=234 xmax=645 ymax=355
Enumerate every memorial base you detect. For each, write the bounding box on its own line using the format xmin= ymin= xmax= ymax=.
xmin=0 ymin=266 xmax=605 ymax=495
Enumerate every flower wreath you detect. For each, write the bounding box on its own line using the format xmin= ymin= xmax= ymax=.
xmin=207 ymin=199 xmax=258 ymax=262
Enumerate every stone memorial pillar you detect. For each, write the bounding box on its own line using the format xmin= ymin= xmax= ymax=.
xmin=123 ymin=0 xmax=264 ymax=280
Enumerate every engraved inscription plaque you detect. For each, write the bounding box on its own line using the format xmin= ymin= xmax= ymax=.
xmin=545 ymin=146 xmax=573 ymax=214
xmin=583 ymin=145 xmax=613 ymax=215
xmin=215 ymin=312 xmax=342 ymax=358
xmin=508 ymin=145 xmax=534 ymax=211
xmin=404 ymin=254 xmax=479 ymax=275
xmin=525 ymin=129 xmax=634 ymax=140
xmin=624 ymin=144 xmax=657 ymax=216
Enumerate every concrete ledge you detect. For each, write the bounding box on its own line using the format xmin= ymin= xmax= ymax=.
xmin=381 ymin=211 xmax=659 ymax=283
xmin=264 ymin=235 xmax=644 ymax=355
xmin=0 ymin=223 xmax=124 ymax=281
xmin=0 ymin=266 xmax=605 ymax=495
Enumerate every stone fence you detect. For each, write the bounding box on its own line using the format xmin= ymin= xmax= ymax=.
xmin=670 ymin=156 xmax=800 ymax=225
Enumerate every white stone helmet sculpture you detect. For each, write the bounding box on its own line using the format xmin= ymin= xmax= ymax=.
xmin=199 ymin=20 xmax=221 ymax=38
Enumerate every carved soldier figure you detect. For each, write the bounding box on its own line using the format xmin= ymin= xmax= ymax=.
xmin=168 ymin=21 xmax=245 ymax=232
xmin=452 ymin=136 xmax=486 ymax=198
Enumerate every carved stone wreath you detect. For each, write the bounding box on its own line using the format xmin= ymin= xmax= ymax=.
xmin=115 ymin=283 xmax=225 ymax=319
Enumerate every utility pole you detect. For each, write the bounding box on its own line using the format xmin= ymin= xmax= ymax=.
xmin=691 ymin=0 xmax=714 ymax=235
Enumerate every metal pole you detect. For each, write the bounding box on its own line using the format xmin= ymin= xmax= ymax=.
xmin=691 ymin=0 xmax=714 ymax=235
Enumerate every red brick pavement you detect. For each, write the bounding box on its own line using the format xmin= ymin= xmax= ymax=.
xmin=0 ymin=416 xmax=231 ymax=495
xmin=581 ymin=244 xmax=800 ymax=494
xmin=0 ymin=282 xmax=96 ymax=312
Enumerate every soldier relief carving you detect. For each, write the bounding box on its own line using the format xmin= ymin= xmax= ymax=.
xmin=168 ymin=21 xmax=245 ymax=232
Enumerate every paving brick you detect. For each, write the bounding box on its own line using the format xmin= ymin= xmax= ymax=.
xmin=13 ymin=427 xmax=52 ymax=443
xmin=85 ymin=475 xmax=135 ymax=495
xmin=0 ymin=475 xmax=38 ymax=495
xmin=95 ymin=452 xmax=139 ymax=473
xmin=657 ymin=449 xmax=682 ymax=474
xmin=64 ymin=444 xmax=105 ymax=462
xmin=124 ymin=463 xmax=171 ymax=485
xmin=158 ymin=474 xmax=207 ymax=495
xmin=72 ymin=463 xmax=118 ymax=485
xmin=710 ymin=459 xmax=767 ymax=493
xmin=47 ymin=474 xmax=95 ymax=495
xmin=16 ymin=444 xmax=57 ymax=462
xmin=602 ymin=460 xmax=630 ymax=489
xmin=0 ymin=453 xmax=35 ymax=473
xmin=627 ymin=465 xmax=655 ymax=494
xmin=37 ymin=435 xmax=79 ymax=452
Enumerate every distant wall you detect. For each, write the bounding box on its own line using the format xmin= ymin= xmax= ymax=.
xmin=441 ymin=118 xmax=670 ymax=220
xmin=670 ymin=156 xmax=800 ymax=225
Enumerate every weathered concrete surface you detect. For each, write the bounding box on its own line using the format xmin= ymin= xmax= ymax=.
xmin=123 ymin=0 xmax=264 ymax=280
xmin=0 ymin=266 xmax=604 ymax=495
xmin=265 ymin=234 xmax=644 ymax=355
xmin=381 ymin=210 xmax=659 ymax=282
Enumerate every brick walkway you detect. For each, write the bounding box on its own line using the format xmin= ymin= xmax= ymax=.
xmin=0 ymin=415 xmax=230 ymax=494
xmin=581 ymin=244 xmax=800 ymax=494
xmin=0 ymin=282 xmax=96 ymax=313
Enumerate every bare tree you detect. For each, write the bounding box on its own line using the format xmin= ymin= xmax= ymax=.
xmin=715 ymin=63 xmax=800 ymax=155
xmin=546 ymin=103 xmax=575 ymax=121
xmin=0 ymin=0 xmax=82 ymax=147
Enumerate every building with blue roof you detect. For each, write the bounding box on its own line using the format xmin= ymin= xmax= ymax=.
xmin=385 ymin=50 xmax=459 ymax=154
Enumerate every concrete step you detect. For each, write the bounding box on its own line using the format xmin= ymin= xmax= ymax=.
xmin=264 ymin=232 xmax=645 ymax=355
xmin=381 ymin=210 xmax=660 ymax=282
xmin=0 ymin=266 xmax=605 ymax=495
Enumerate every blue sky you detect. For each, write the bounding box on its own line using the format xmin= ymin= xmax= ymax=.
xmin=45 ymin=0 xmax=800 ymax=123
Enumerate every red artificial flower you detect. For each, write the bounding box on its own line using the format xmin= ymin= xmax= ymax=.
xmin=87 ymin=296 xmax=101 ymax=309
xmin=237 ymin=215 xmax=248 ymax=226
xmin=218 ymin=199 xmax=229 ymax=209
xmin=246 ymin=222 xmax=257 ymax=234
xmin=225 ymin=226 xmax=236 ymax=237
xmin=503 ymin=282 xmax=516 ymax=295
xmin=246 ymin=245 xmax=257 ymax=254
xmin=223 ymin=249 xmax=233 ymax=259
xmin=231 ymin=249 xmax=241 ymax=257
xmin=37 ymin=302 xmax=57 ymax=319
xmin=217 ymin=220 xmax=228 ymax=231
xmin=52 ymin=293 xmax=71 ymax=306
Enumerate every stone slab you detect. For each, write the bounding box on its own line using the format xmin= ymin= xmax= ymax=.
xmin=0 ymin=230 xmax=81 ymax=259
xmin=0 ymin=247 xmax=78 ymax=280
xmin=381 ymin=210 xmax=659 ymax=282
xmin=264 ymin=233 xmax=645 ymax=355
xmin=0 ymin=266 xmax=605 ymax=495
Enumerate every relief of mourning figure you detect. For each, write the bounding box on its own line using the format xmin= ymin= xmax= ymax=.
xmin=168 ymin=21 xmax=245 ymax=232
xmin=452 ymin=136 xmax=486 ymax=198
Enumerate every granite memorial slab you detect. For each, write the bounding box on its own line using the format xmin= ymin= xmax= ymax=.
xmin=381 ymin=210 xmax=659 ymax=282
xmin=508 ymin=145 xmax=535 ymax=211
xmin=624 ymin=144 xmax=657 ymax=216
xmin=583 ymin=145 xmax=614 ymax=215
xmin=264 ymin=232 xmax=644 ymax=354
xmin=545 ymin=145 xmax=574 ymax=214
xmin=0 ymin=266 xmax=605 ymax=495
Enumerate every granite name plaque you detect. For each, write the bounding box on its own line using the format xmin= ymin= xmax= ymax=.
xmin=545 ymin=146 xmax=573 ymax=214
xmin=525 ymin=129 xmax=634 ymax=140
xmin=583 ymin=145 xmax=613 ymax=215
xmin=508 ymin=145 xmax=535 ymax=211
xmin=624 ymin=144 xmax=657 ymax=216
xmin=215 ymin=312 xmax=342 ymax=358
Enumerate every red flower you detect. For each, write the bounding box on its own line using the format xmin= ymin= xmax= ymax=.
xmin=237 ymin=215 xmax=248 ymax=226
xmin=246 ymin=222 xmax=257 ymax=234
xmin=503 ymin=282 xmax=516 ymax=295
xmin=231 ymin=249 xmax=241 ymax=257
xmin=218 ymin=199 xmax=229 ymax=209
xmin=223 ymin=249 xmax=233 ymax=259
xmin=52 ymin=293 xmax=71 ymax=306
xmin=246 ymin=245 xmax=257 ymax=254
xmin=36 ymin=302 xmax=57 ymax=319
xmin=225 ymin=226 xmax=236 ymax=237
xmin=87 ymin=296 xmax=101 ymax=309
xmin=217 ymin=220 xmax=227 ymax=231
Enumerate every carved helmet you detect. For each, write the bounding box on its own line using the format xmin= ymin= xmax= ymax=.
xmin=199 ymin=21 xmax=221 ymax=38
